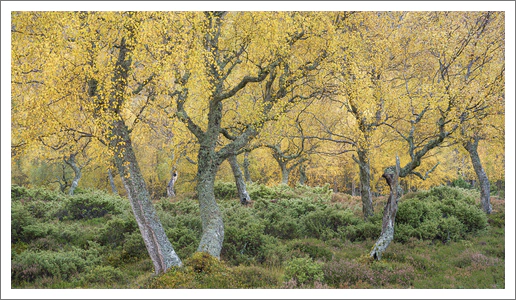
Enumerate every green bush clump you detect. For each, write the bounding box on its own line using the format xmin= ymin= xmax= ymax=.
xmin=121 ymin=232 xmax=147 ymax=259
xmin=248 ymin=183 xmax=277 ymax=200
xmin=259 ymin=238 xmax=291 ymax=266
xmin=11 ymin=245 xmax=101 ymax=283
xmin=287 ymin=239 xmax=333 ymax=261
xmin=12 ymin=185 xmax=65 ymax=203
xmin=252 ymin=199 xmax=302 ymax=240
xmin=81 ymin=266 xmax=127 ymax=286
xmin=213 ymin=182 xmax=238 ymax=200
xmin=55 ymin=191 xmax=129 ymax=221
xmin=488 ymin=211 xmax=505 ymax=228
xmin=283 ymin=257 xmax=324 ymax=286
xmin=165 ymin=226 xmax=200 ymax=259
xmin=11 ymin=201 xmax=37 ymax=243
xmin=302 ymin=208 xmax=361 ymax=241
xmin=452 ymin=177 xmax=474 ymax=189
xmin=221 ymin=206 xmax=267 ymax=265
xmin=346 ymin=212 xmax=382 ymax=241
xmin=232 ymin=265 xmax=281 ymax=288
xmin=11 ymin=184 xmax=29 ymax=200
xmin=147 ymin=252 xmax=242 ymax=289
xmin=157 ymin=198 xmax=199 ymax=215
xmin=395 ymin=186 xmax=488 ymax=243
xmin=11 ymin=185 xmax=65 ymax=223
xmin=97 ymin=216 xmax=138 ymax=248
xmin=427 ymin=185 xmax=477 ymax=205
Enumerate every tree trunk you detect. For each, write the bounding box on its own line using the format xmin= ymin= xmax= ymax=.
xmin=298 ymin=164 xmax=307 ymax=185
xmin=243 ymin=151 xmax=252 ymax=183
xmin=108 ymin=169 xmax=118 ymax=195
xmin=110 ymin=119 xmax=182 ymax=274
xmin=370 ymin=156 xmax=402 ymax=260
xmin=196 ymin=144 xmax=224 ymax=258
xmin=57 ymin=163 xmax=69 ymax=193
xmin=64 ymin=154 xmax=81 ymax=196
xmin=356 ymin=150 xmax=374 ymax=220
xmin=228 ymin=154 xmax=251 ymax=205
xmin=464 ymin=137 xmax=492 ymax=214
xmin=167 ymin=170 xmax=178 ymax=198
xmin=280 ymin=162 xmax=289 ymax=185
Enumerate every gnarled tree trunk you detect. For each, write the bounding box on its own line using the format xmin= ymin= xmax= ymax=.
xmin=64 ymin=153 xmax=81 ymax=196
xmin=279 ymin=162 xmax=290 ymax=185
xmin=196 ymin=144 xmax=224 ymax=257
xmin=355 ymin=150 xmax=374 ymax=220
xmin=111 ymin=119 xmax=182 ymax=273
xmin=106 ymin=36 xmax=182 ymax=274
xmin=228 ymin=154 xmax=251 ymax=205
xmin=463 ymin=136 xmax=492 ymax=214
xmin=167 ymin=170 xmax=178 ymax=198
xmin=370 ymin=156 xmax=402 ymax=260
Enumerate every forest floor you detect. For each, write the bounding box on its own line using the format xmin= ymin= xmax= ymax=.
xmin=10 ymin=184 xmax=505 ymax=290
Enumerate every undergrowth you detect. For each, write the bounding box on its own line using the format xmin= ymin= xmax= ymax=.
xmin=11 ymin=184 xmax=504 ymax=289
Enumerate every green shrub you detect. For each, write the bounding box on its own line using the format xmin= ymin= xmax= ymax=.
xmin=427 ymin=185 xmax=477 ymax=205
xmin=165 ymin=226 xmax=200 ymax=259
xmin=302 ymin=208 xmax=361 ymax=240
xmin=452 ymin=177 xmax=474 ymax=189
xmin=213 ymin=181 xmax=238 ymax=200
xmin=222 ymin=214 xmax=267 ymax=265
xmin=97 ymin=216 xmax=138 ymax=248
xmin=81 ymin=266 xmax=126 ymax=286
xmin=438 ymin=215 xmax=466 ymax=242
xmin=287 ymin=239 xmax=333 ymax=261
xmin=145 ymin=266 xmax=195 ymax=288
xmin=11 ymin=246 xmax=101 ymax=283
xmin=187 ymin=252 xmax=226 ymax=274
xmin=263 ymin=215 xmax=301 ymax=240
xmin=348 ymin=216 xmax=382 ymax=241
xmin=11 ymin=201 xmax=37 ymax=243
xmin=122 ymin=232 xmax=147 ymax=260
xmin=232 ymin=265 xmax=281 ymax=288
xmin=55 ymin=191 xmax=128 ymax=220
xmin=20 ymin=223 xmax=56 ymax=241
xmin=259 ymin=237 xmax=291 ymax=266
xmin=248 ymin=183 xmax=277 ymax=200
xmin=157 ymin=198 xmax=199 ymax=215
xmin=284 ymin=257 xmax=324 ymax=286
xmin=488 ymin=211 xmax=505 ymax=228
xmin=11 ymin=184 xmax=29 ymax=200
xmin=394 ymin=186 xmax=488 ymax=243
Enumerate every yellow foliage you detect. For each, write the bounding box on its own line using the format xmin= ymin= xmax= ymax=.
xmin=11 ymin=11 xmax=504 ymax=196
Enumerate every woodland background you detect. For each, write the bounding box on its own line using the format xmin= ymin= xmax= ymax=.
xmin=3 ymin=2 xmax=515 ymax=299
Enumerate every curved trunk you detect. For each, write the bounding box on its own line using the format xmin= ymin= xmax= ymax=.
xmin=228 ymin=154 xmax=251 ymax=205
xmin=370 ymin=157 xmax=402 ymax=260
xmin=108 ymin=169 xmax=118 ymax=195
xmin=279 ymin=162 xmax=289 ymax=185
xmin=64 ymin=154 xmax=81 ymax=196
xmin=167 ymin=170 xmax=178 ymax=198
xmin=111 ymin=119 xmax=182 ymax=273
xmin=356 ymin=150 xmax=374 ymax=220
xmin=196 ymin=146 xmax=224 ymax=257
xmin=464 ymin=137 xmax=492 ymax=214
